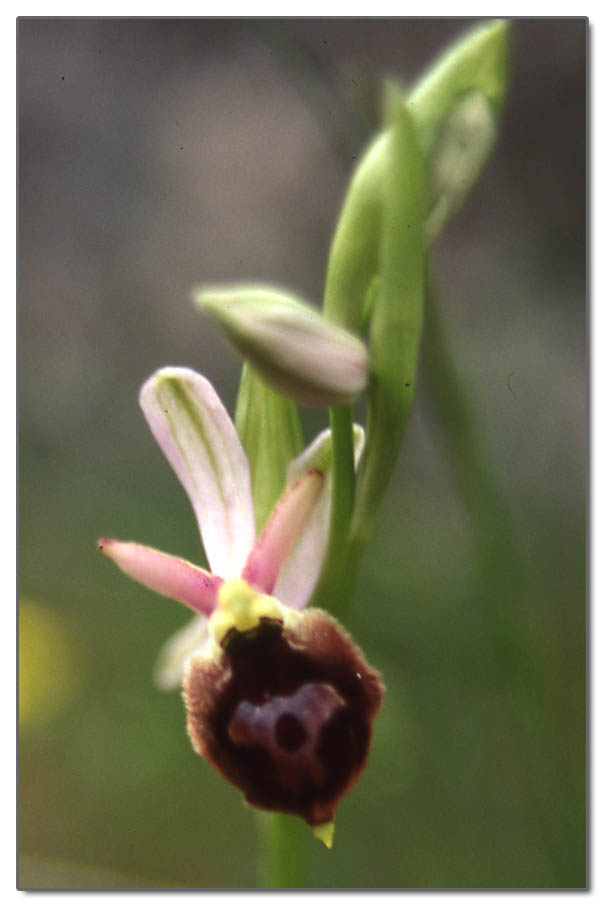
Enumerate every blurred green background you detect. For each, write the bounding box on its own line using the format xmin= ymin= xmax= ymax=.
xmin=18 ymin=18 xmax=586 ymax=888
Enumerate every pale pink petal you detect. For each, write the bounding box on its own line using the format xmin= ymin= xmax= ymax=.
xmin=98 ymin=538 xmax=222 ymax=615
xmin=153 ymin=615 xmax=210 ymax=691
xmin=139 ymin=368 xmax=255 ymax=577
xmin=241 ymin=469 xmax=323 ymax=596
xmin=273 ymin=425 xmax=366 ymax=610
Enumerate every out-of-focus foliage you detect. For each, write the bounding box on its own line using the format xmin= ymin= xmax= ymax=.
xmin=18 ymin=18 xmax=585 ymax=888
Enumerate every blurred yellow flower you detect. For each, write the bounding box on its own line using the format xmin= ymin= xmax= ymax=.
xmin=19 ymin=598 xmax=84 ymax=729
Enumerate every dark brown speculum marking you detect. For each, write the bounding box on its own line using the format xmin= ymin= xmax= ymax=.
xmin=229 ymin=681 xmax=344 ymax=793
xmin=183 ymin=610 xmax=384 ymax=827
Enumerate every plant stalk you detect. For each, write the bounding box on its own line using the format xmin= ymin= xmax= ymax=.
xmin=312 ymin=405 xmax=357 ymax=616
xmin=256 ymin=812 xmax=309 ymax=888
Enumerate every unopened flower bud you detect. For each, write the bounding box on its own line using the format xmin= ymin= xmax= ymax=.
xmin=425 ymin=91 xmax=496 ymax=244
xmin=183 ymin=579 xmax=384 ymax=842
xmin=194 ymin=285 xmax=369 ymax=407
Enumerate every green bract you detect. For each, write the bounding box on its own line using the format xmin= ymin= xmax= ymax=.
xmin=407 ymin=18 xmax=509 ymax=157
xmin=351 ymin=103 xmax=425 ymax=546
xmin=322 ymin=19 xmax=509 ymax=335
xmin=425 ymin=91 xmax=497 ymax=244
xmin=235 ymin=363 xmax=303 ymax=532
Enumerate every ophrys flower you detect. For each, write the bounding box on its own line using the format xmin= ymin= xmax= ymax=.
xmin=99 ymin=367 xmax=383 ymax=846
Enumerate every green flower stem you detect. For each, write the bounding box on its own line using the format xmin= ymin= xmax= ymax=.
xmin=319 ymin=109 xmax=426 ymax=618
xmin=256 ymin=812 xmax=309 ymax=888
xmin=312 ymin=404 xmax=357 ymax=615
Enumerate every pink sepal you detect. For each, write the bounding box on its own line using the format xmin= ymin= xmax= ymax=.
xmin=98 ymin=539 xmax=222 ymax=616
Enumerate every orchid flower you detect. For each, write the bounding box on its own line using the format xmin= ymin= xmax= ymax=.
xmin=99 ymin=367 xmax=382 ymax=847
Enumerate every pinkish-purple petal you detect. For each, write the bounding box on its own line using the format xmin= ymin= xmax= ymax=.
xmin=273 ymin=425 xmax=365 ymax=610
xmin=241 ymin=469 xmax=323 ymax=596
xmin=98 ymin=538 xmax=222 ymax=615
xmin=139 ymin=368 xmax=255 ymax=578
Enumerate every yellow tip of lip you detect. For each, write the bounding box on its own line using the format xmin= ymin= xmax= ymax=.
xmin=311 ymin=821 xmax=335 ymax=849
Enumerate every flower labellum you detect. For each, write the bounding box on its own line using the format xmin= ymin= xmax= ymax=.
xmin=193 ymin=284 xmax=369 ymax=407
xmin=99 ymin=367 xmax=382 ymax=844
xmin=184 ymin=578 xmax=384 ymax=842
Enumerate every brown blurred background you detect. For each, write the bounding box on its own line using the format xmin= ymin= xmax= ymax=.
xmin=18 ymin=18 xmax=586 ymax=888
